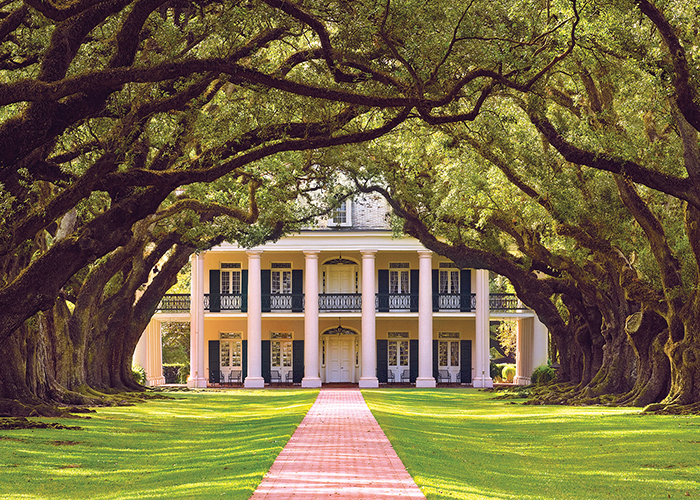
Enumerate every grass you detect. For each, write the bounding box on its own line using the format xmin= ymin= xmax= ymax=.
xmin=0 ymin=390 xmax=317 ymax=500
xmin=363 ymin=389 xmax=700 ymax=500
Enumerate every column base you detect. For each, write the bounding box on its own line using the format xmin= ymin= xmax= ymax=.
xmin=187 ymin=376 xmax=207 ymax=388
xmin=301 ymin=377 xmax=322 ymax=388
xmin=473 ymin=376 xmax=494 ymax=388
xmin=359 ymin=377 xmax=379 ymax=388
xmin=244 ymin=377 xmax=266 ymax=388
xmin=415 ymin=377 xmax=436 ymax=388
xmin=514 ymin=376 xmax=531 ymax=386
xmin=146 ymin=376 xmax=166 ymax=387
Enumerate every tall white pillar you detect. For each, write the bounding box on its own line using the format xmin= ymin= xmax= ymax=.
xmin=302 ymin=250 xmax=322 ymax=388
xmin=473 ymin=269 xmax=493 ymax=387
xmin=146 ymin=320 xmax=165 ymax=386
xmin=515 ymin=318 xmax=532 ymax=385
xmin=532 ymin=315 xmax=549 ymax=369
xmin=245 ymin=250 xmax=265 ymax=388
xmin=416 ymin=250 xmax=436 ymax=387
xmin=187 ymin=253 xmax=207 ymax=387
xmin=359 ymin=250 xmax=378 ymax=388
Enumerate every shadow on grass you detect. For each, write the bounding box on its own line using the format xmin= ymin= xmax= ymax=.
xmin=0 ymin=390 xmax=318 ymax=500
xmin=363 ymin=388 xmax=700 ymax=500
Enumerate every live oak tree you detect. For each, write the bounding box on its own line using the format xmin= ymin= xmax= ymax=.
xmin=2 ymin=0 xmax=581 ymax=414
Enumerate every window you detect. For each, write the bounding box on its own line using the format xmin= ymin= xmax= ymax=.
xmin=438 ymin=340 xmax=460 ymax=368
xmin=439 ymin=269 xmax=460 ymax=294
xmin=329 ymin=201 xmax=352 ymax=227
xmin=221 ymin=263 xmax=241 ymax=294
xmin=219 ymin=334 xmax=242 ymax=369
xmin=271 ymin=263 xmax=292 ymax=294
xmin=389 ymin=263 xmax=410 ymax=294
xmin=272 ymin=341 xmax=292 ymax=367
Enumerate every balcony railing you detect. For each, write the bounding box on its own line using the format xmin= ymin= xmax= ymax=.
xmin=319 ymin=293 xmax=362 ymax=311
xmin=204 ymin=293 xmax=244 ymax=311
xmin=159 ymin=292 xmax=524 ymax=314
xmin=157 ymin=294 xmax=191 ymax=312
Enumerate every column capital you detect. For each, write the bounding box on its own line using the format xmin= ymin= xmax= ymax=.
xmin=417 ymin=249 xmax=433 ymax=258
xmin=246 ymin=249 xmax=263 ymax=257
xmin=360 ymin=249 xmax=377 ymax=257
xmin=303 ymin=250 xmax=321 ymax=257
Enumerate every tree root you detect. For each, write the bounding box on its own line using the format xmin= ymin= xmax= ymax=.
xmin=642 ymin=402 xmax=700 ymax=415
xmin=0 ymin=417 xmax=83 ymax=431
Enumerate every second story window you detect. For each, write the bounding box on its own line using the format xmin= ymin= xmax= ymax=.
xmin=271 ymin=262 xmax=292 ymax=294
xmin=389 ymin=262 xmax=410 ymax=294
xmin=221 ymin=263 xmax=241 ymax=294
xmin=439 ymin=263 xmax=460 ymax=294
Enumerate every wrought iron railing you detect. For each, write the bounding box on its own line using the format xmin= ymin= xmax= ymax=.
xmin=157 ymin=294 xmax=191 ymax=312
xmin=319 ymin=293 xmax=362 ymax=311
xmin=204 ymin=293 xmax=244 ymax=311
xmin=490 ymin=293 xmax=522 ymax=311
xmin=159 ymin=292 xmax=523 ymax=314
xmin=263 ymin=293 xmax=304 ymax=311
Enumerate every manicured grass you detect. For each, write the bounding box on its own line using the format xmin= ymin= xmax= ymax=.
xmin=0 ymin=390 xmax=317 ymax=500
xmin=363 ymin=389 xmax=700 ymax=500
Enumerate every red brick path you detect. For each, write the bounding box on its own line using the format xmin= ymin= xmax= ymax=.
xmin=249 ymin=388 xmax=426 ymax=499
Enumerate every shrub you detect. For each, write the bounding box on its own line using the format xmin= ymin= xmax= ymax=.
xmin=531 ymin=365 xmax=556 ymax=385
xmin=132 ymin=364 xmax=146 ymax=385
xmin=490 ymin=361 xmax=501 ymax=380
xmin=501 ymin=364 xmax=516 ymax=383
xmin=163 ymin=363 xmax=189 ymax=384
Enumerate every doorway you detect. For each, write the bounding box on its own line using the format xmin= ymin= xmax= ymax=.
xmin=326 ymin=337 xmax=355 ymax=383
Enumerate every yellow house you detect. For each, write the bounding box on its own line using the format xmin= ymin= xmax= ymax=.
xmin=136 ymin=195 xmax=548 ymax=388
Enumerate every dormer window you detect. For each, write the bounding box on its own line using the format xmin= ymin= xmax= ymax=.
xmin=329 ymin=201 xmax=351 ymax=227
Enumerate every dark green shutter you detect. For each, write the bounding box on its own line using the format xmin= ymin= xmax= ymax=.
xmin=432 ymin=269 xmax=439 ymax=312
xmin=241 ymin=269 xmax=248 ymax=312
xmin=378 ymin=269 xmax=389 ymax=312
xmin=376 ymin=339 xmax=388 ymax=383
xmin=208 ymin=340 xmax=220 ymax=384
xmin=460 ymin=269 xmax=472 ymax=312
xmin=242 ymin=340 xmax=248 ymax=380
xmin=209 ymin=270 xmax=220 ymax=313
xmin=292 ymin=269 xmax=303 ymax=312
xmin=410 ymin=269 xmax=419 ymax=312
xmin=409 ymin=339 xmax=418 ymax=383
xmin=262 ymin=340 xmax=271 ymax=383
xmin=460 ymin=340 xmax=472 ymax=383
xmin=293 ymin=340 xmax=304 ymax=383
xmin=261 ymin=270 xmax=271 ymax=312
xmin=433 ymin=339 xmax=439 ymax=380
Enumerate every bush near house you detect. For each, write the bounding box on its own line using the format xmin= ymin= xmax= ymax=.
xmin=501 ymin=364 xmax=516 ymax=383
xmin=163 ymin=363 xmax=189 ymax=384
xmin=531 ymin=364 xmax=556 ymax=385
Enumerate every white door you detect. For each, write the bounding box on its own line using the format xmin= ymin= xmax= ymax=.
xmin=327 ymin=338 xmax=354 ymax=383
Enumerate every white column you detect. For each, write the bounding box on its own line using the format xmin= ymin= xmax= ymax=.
xmin=416 ymin=250 xmax=436 ymax=387
xmin=473 ymin=269 xmax=493 ymax=387
xmin=245 ymin=250 xmax=265 ymax=388
xmin=146 ymin=320 xmax=165 ymax=386
xmin=359 ymin=250 xmax=378 ymax=388
xmin=514 ymin=318 xmax=532 ymax=385
xmin=187 ymin=253 xmax=207 ymax=388
xmin=302 ymin=250 xmax=322 ymax=388
xmin=133 ymin=328 xmax=148 ymax=381
xmin=532 ymin=315 xmax=549 ymax=369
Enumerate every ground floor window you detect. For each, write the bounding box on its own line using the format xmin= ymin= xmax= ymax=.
xmin=438 ymin=341 xmax=460 ymax=368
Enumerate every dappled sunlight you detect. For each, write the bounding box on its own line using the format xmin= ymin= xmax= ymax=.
xmin=364 ymin=389 xmax=700 ymax=500
xmin=0 ymin=391 xmax=317 ymax=500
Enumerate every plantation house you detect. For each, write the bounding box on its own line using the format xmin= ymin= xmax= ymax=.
xmin=136 ymin=194 xmax=548 ymax=388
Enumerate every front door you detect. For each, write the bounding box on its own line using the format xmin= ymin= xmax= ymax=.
xmin=327 ymin=338 xmax=354 ymax=383
xmin=388 ymin=340 xmax=409 ymax=382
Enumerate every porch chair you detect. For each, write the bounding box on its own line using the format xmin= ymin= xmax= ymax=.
xmin=220 ymin=371 xmax=227 ymax=385
xmin=400 ymin=369 xmax=411 ymax=383
xmin=437 ymin=369 xmax=451 ymax=383
xmin=286 ymin=371 xmax=294 ymax=384
xmin=229 ymin=370 xmax=242 ymax=384
xmin=270 ymin=370 xmax=282 ymax=383
xmin=387 ymin=371 xmax=395 ymax=384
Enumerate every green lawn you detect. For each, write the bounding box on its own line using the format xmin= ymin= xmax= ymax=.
xmin=0 ymin=390 xmax=317 ymax=500
xmin=363 ymin=389 xmax=700 ymax=500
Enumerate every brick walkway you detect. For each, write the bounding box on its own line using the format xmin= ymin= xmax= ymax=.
xmin=249 ymin=388 xmax=426 ymax=499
